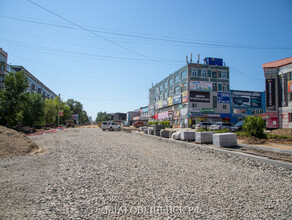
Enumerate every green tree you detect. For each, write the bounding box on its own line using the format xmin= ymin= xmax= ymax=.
xmin=22 ymin=93 xmax=45 ymax=127
xmin=242 ymin=116 xmax=266 ymax=138
xmin=0 ymin=71 xmax=29 ymax=127
xmin=44 ymin=98 xmax=57 ymax=126
xmin=66 ymin=99 xmax=89 ymax=124
xmin=96 ymin=111 xmax=110 ymax=122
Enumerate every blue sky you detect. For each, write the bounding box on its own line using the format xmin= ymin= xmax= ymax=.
xmin=0 ymin=0 xmax=291 ymax=118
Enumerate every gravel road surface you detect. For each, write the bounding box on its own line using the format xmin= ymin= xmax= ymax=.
xmin=0 ymin=128 xmax=291 ymax=219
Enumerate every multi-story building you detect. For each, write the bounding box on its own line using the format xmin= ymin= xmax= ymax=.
xmin=108 ymin=112 xmax=127 ymax=121
xmin=0 ymin=48 xmax=10 ymax=89
xmin=262 ymin=57 xmax=292 ymax=129
xmin=230 ymin=90 xmax=266 ymax=123
xmin=149 ymin=57 xmax=231 ymax=128
xmin=11 ymin=65 xmax=56 ymax=99
xmin=126 ymin=110 xmax=140 ymax=125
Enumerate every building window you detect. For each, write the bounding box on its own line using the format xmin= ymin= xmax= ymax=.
xmin=174 ymin=74 xmax=181 ymax=83
xmin=190 ymin=68 xmax=197 ymax=77
xmin=164 ymin=81 xmax=168 ymax=89
xmin=208 ymin=70 xmax=211 ymax=77
xmin=218 ymin=71 xmax=222 ymax=78
xmin=164 ymin=91 xmax=168 ymax=99
xmin=222 ymin=71 xmax=227 ymax=79
xmin=227 ymin=84 xmax=230 ymax=91
xmin=223 ymin=105 xmax=226 ymax=109
xmin=218 ymin=83 xmax=222 ymax=91
xmin=198 ymin=69 xmax=201 ymax=77
xmin=202 ymin=69 xmax=207 ymax=77
xmin=212 ymin=71 xmax=217 ymax=78
xmin=160 ymin=94 xmax=163 ymax=100
xmin=222 ymin=84 xmax=227 ymax=91
xmin=169 ymin=89 xmax=174 ymax=97
xmin=156 ymin=87 xmax=159 ymax=93
xmin=159 ymin=84 xmax=163 ymax=91
xmin=192 ymin=103 xmax=197 ymax=108
xmin=212 ymin=82 xmax=217 ymax=91
xmin=181 ymin=82 xmax=187 ymax=92
xmin=169 ymin=78 xmax=174 ymax=86
xmin=181 ymin=69 xmax=187 ymax=79
xmin=213 ymin=96 xmax=217 ymax=108
xmin=174 ymin=86 xmax=180 ymax=95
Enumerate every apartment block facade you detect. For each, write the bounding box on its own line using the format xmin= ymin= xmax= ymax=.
xmin=263 ymin=57 xmax=292 ymax=129
xmin=0 ymin=48 xmax=10 ymax=90
xmin=149 ymin=57 xmax=231 ymax=128
xmin=11 ymin=65 xmax=56 ymax=99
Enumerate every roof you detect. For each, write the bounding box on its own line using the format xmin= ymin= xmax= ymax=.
xmin=262 ymin=57 xmax=292 ymax=69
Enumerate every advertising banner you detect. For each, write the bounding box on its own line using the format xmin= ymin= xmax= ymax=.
xmin=278 ymin=74 xmax=288 ymax=107
xmin=251 ymin=96 xmax=262 ymax=107
xmin=158 ymin=100 xmax=163 ymax=109
xmin=189 ymin=91 xmax=210 ymax=103
xmin=173 ymin=94 xmax=182 ymax=105
xmin=162 ymin=99 xmax=168 ymax=107
xmin=288 ymin=81 xmax=292 ymax=92
xmin=182 ymin=91 xmax=188 ymax=103
xmin=167 ymin=96 xmax=173 ymax=106
xmin=217 ymin=92 xmax=230 ymax=104
xmin=190 ymin=81 xmax=212 ymax=91
xmin=265 ymin=79 xmax=276 ymax=110
xmin=158 ymin=111 xmax=168 ymax=120
xmin=154 ymin=113 xmax=158 ymax=120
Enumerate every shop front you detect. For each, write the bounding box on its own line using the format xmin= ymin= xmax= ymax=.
xmin=189 ymin=112 xmax=231 ymax=126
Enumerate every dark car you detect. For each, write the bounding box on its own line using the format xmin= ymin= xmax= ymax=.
xmin=231 ymin=121 xmax=244 ymax=132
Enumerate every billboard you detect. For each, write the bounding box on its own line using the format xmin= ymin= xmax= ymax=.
xmin=182 ymin=91 xmax=188 ymax=103
xmin=158 ymin=100 xmax=163 ymax=109
xmin=189 ymin=81 xmax=212 ymax=91
xmin=217 ymin=92 xmax=230 ymax=104
xmin=173 ymin=94 xmax=182 ymax=105
xmin=189 ymin=91 xmax=210 ymax=103
xmin=265 ymin=79 xmax=276 ymax=110
xmin=231 ymin=90 xmax=262 ymax=108
xmin=278 ymin=74 xmax=288 ymax=107
xmin=162 ymin=99 xmax=168 ymax=107
xmin=167 ymin=96 xmax=173 ymax=106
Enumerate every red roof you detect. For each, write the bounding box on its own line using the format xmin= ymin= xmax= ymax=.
xmin=262 ymin=57 xmax=292 ymax=69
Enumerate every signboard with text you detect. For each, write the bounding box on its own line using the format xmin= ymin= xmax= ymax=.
xmin=265 ymin=79 xmax=276 ymax=110
xmin=190 ymin=81 xmax=212 ymax=91
xmin=190 ymin=91 xmax=210 ymax=103
xmin=217 ymin=92 xmax=230 ymax=104
xmin=278 ymin=74 xmax=288 ymax=107
xmin=173 ymin=95 xmax=182 ymax=105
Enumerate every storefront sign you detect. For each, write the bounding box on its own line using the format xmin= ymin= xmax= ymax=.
xmin=217 ymin=92 xmax=230 ymax=104
xmin=158 ymin=100 xmax=163 ymax=109
xmin=190 ymin=81 xmax=212 ymax=91
xmin=133 ymin=116 xmax=140 ymax=120
xmin=202 ymin=108 xmax=214 ymax=113
xmin=265 ymin=79 xmax=276 ymax=110
xmin=173 ymin=94 xmax=182 ymax=105
xmin=167 ymin=96 xmax=173 ymax=106
xmin=278 ymin=74 xmax=288 ymax=107
xmin=191 ymin=108 xmax=201 ymax=113
xmin=190 ymin=91 xmax=210 ymax=103
xmin=158 ymin=111 xmax=168 ymax=120
xmin=182 ymin=91 xmax=188 ymax=103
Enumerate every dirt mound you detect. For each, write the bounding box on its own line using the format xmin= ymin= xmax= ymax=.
xmin=0 ymin=126 xmax=40 ymax=159
xmin=270 ymin=128 xmax=292 ymax=136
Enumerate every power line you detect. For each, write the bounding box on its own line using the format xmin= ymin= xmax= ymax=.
xmin=61 ymin=94 xmax=148 ymax=101
xmin=26 ymin=0 xmax=170 ymax=60
xmin=2 ymin=14 xmax=292 ymax=50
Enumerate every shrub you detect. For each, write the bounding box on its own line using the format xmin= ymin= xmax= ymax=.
xmin=214 ymin=129 xmax=230 ymax=133
xmin=242 ymin=116 xmax=266 ymax=138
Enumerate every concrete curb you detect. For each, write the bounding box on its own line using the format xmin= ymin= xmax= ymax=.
xmin=135 ymin=132 xmax=292 ymax=170
xmin=239 ymin=143 xmax=292 ymax=155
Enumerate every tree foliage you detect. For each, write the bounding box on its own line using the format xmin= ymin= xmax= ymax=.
xmin=0 ymin=71 xmax=29 ymax=127
xmin=66 ymin=99 xmax=89 ymax=124
xmin=242 ymin=116 xmax=266 ymax=138
xmin=96 ymin=111 xmax=110 ymax=122
xmin=22 ymin=93 xmax=45 ymax=127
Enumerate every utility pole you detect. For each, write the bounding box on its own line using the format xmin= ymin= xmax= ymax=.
xmin=58 ymin=93 xmax=60 ymax=127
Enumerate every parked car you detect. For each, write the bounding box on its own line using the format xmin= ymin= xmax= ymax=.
xmin=210 ymin=122 xmax=233 ymax=131
xmin=195 ymin=122 xmax=212 ymax=130
xmin=101 ymin=121 xmax=121 ymax=131
xmin=231 ymin=121 xmax=244 ymax=132
xmin=134 ymin=121 xmax=144 ymax=128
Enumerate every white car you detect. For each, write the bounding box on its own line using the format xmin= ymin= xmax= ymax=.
xmin=101 ymin=121 xmax=121 ymax=131
xmin=210 ymin=122 xmax=232 ymax=131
